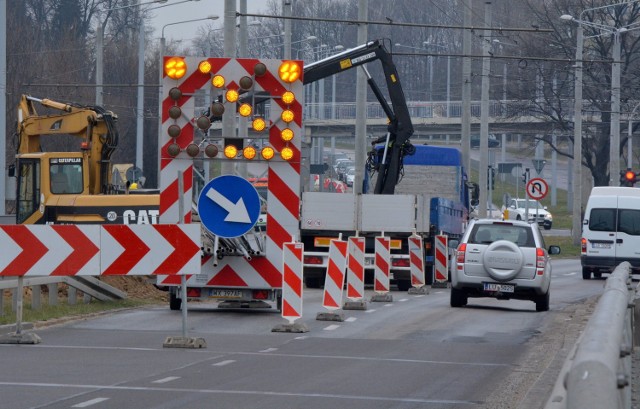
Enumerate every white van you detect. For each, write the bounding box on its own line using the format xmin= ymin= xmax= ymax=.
xmin=581 ymin=186 xmax=640 ymax=279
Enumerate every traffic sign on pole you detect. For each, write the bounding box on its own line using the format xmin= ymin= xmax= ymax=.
xmin=526 ymin=177 xmax=549 ymax=200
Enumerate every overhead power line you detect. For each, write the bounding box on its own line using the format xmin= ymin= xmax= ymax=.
xmin=236 ymin=12 xmax=553 ymax=33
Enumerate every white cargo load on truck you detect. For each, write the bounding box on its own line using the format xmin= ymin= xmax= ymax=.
xmin=300 ymin=192 xmax=429 ymax=233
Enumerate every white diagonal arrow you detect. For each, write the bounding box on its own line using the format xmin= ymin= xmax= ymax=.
xmin=206 ymin=187 xmax=251 ymax=223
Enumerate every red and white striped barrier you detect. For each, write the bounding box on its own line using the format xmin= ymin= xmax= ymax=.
xmin=346 ymin=236 xmax=365 ymax=300
xmin=434 ymin=234 xmax=448 ymax=284
xmin=282 ymin=242 xmax=304 ymax=323
xmin=374 ymin=236 xmax=391 ymax=294
xmin=0 ymin=224 xmax=200 ymax=276
xmin=322 ymin=239 xmax=348 ymax=310
xmin=408 ymin=235 xmax=425 ymax=288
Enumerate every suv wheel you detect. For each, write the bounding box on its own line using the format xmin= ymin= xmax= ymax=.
xmin=483 ymin=240 xmax=524 ymax=281
xmin=535 ymin=291 xmax=549 ymax=312
xmin=582 ymin=267 xmax=592 ymax=280
xmin=450 ymin=288 xmax=467 ymax=307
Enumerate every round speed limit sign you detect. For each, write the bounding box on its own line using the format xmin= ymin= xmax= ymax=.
xmin=526 ymin=177 xmax=548 ymax=200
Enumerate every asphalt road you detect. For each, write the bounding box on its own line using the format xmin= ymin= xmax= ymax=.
xmin=0 ymin=258 xmax=606 ymax=409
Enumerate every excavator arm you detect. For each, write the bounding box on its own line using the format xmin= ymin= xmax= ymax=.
xmin=302 ymin=39 xmax=414 ymax=194
xmin=17 ymin=95 xmax=119 ymax=194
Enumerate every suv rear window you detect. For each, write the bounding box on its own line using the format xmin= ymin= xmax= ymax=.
xmin=470 ymin=224 xmax=534 ymax=247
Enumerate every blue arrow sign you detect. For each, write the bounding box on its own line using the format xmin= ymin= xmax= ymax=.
xmin=198 ymin=175 xmax=261 ymax=238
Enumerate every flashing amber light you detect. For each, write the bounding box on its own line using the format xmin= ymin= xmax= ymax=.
xmin=167 ymin=143 xmax=181 ymax=157
xmin=281 ymin=128 xmax=294 ymax=142
xmin=238 ymin=103 xmax=252 ymax=117
xmin=252 ymin=117 xmax=266 ymax=132
xmin=226 ymin=89 xmax=239 ymax=103
xmin=198 ymin=60 xmax=212 ymax=74
xmin=278 ymin=61 xmax=301 ymax=83
xmin=239 ymin=76 xmax=253 ymax=90
xmin=204 ymin=144 xmax=219 ymax=158
xmin=281 ymin=146 xmax=294 ymax=161
xmin=167 ymin=124 xmax=181 ymax=138
xmin=212 ymin=75 xmax=225 ymax=88
xmin=282 ymin=91 xmax=295 ymax=104
xmin=80 ymin=141 xmax=90 ymax=150
xmin=261 ymin=146 xmax=275 ymax=160
xmin=224 ymin=144 xmax=238 ymax=158
xmin=243 ymin=146 xmax=257 ymax=160
xmin=165 ymin=57 xmax=187 ymax=79
xmin=281 ymin=109 xmax=294 ymax=123
xmin=186 ymin=143 xmax=200 ymax=157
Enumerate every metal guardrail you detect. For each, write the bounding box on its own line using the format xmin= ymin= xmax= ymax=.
xmin=545 ymin=262 xmax=635 ymax=409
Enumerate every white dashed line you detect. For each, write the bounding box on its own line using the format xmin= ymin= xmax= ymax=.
xmin=414 ymin=294 xmax=426 ymax=298
xmin=212 ymin=360 xmax=236 ymax=367
xmin=152 ymin=377 xmax=180 ymax=384
xmin=260 ymin=348 xmax=278 ymax=353
xmin=364 ymin=309 xmax=376 ymax=313
xmin=323 ymin=324 xmax=340 ymax=331
xmin=72 ymin=398 xmax=110 ymax=407
xmin=398 ymin=298 xmax=409 ymax=302
xmin=384 ymin=303 xmax=393 ymax=307
xmin=345 ymin=317 xmax=357 ymax=322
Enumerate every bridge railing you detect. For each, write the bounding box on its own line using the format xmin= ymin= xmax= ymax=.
xmin=545 ymin=262 xmax=635 ymax=409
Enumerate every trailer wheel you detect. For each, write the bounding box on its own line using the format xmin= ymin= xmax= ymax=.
xmin=396 ymin=279 xmax=411 ymax=291
xmin=276 ymin=294 xmax=282 ymax=312
xmin=169 ymin=288 xmax=181 ymax=310
xmin=304 ymin=276 xmax=322 ymax=289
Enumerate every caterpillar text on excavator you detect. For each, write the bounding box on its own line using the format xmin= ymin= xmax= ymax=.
xmin=15 ymin=95 xmax=159 ymax=225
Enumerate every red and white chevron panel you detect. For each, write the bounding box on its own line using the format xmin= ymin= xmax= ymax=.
xmin=374 ymin=236 xmax=391 ymax=294
xmin=159 ymin=57 xmax=302 ymax=290
xmin=434 ymin=234 xmax=448 ymax=283
xmin=282 ymin=242 xmax=303 ymax=323
xmin=408 ymin=235 xmax=425 ymax=288
xmin=346 ymin=236 xmax=365 ymax=300
xmin=322 ymin=239 xmax=348 ymax=310
xmin=0 ymin=225 xmax=200 ymax=276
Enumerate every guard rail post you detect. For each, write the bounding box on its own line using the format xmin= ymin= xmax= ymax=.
xmin=545 ymin=262 xmax=633 ymax=409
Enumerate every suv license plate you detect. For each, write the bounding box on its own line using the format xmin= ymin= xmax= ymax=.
xmin=209 ymin=289 xmax=243 ymax=299
xmin=483 ymin=283 xmax=515 ymax=293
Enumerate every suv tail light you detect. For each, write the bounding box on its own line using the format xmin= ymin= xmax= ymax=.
xmin=536 ymin=248 xmax=545 ymax=275
xmin=456 ymin=243 xmax=466 ymax=270
xmin=581 ymin=238 xmax=587 ymax=254
xmin=304 ymin=255 xmax=323 ymax=265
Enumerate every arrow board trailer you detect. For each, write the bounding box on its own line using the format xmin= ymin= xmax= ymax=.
xmin=300 ymin=145 xmax=471 ymax=291
xmin=157 ymin=56 xmax=303 ymax=311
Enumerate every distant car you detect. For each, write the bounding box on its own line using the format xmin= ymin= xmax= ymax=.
xmin=470 ymin=134 xmax=501 ymax=149
xmin=450 ymin=218 xmax=561 ymax=312
xmin=502 ymin=198 xmax=553 ymax=230
xmin=345 ymin=167 xmax=355 ymax=187
xmin=336 ymin=160 xmax=354 ymax=181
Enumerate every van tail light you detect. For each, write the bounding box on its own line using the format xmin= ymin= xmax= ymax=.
xmin=456 ymin=243 xmax=466 ymax=270
xmin=392 ymin=258 xmax=410 ymax=267
xmin=304 ymin=255 xmax=323 ymax=265
xmin=581 ymin=238 xmax=587 ymax=254
xmin=536 ymin=248 xmax=545 ymax=275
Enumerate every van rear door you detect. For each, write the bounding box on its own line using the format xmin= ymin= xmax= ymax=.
xmin=584 ymin=196 xmax=617 ymax=260
xmin=614 ymin=195 xmax=640 ymax=265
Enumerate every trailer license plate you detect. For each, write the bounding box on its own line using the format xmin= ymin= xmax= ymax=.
xmin=592 ymin=242 xmax=611 ymax=249
xmin=209 ymin=289 xmax=243 ymax=299
xmin=483 ymin=283 xmax=515 ymax=293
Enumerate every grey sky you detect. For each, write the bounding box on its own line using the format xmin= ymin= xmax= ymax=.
xmin=149 ymin=0 xmax=267 ymax=43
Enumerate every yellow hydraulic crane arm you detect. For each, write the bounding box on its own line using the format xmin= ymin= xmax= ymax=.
xmin=17 ymin=94 xmax=119 ymax=194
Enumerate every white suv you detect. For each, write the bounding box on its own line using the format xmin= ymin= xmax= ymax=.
xmin=450 ymin=219 xmax=561 ymax=312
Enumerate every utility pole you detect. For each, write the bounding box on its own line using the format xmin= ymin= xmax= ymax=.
xmin=354 ymin=0 xmax=368 ymax=194
xmin=461 ymin=0 xmax=472 ymax=177
xmin=478 ymin=1 xmax=492 ymax=218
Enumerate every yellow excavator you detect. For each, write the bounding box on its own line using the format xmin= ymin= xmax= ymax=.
xmin=15 ymin=95 xmax=159 ymax=224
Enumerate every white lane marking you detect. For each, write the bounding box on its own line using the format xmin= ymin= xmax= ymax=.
xmin=345 ymin=317 xmax=357 ymax=322
xmin=364 ymin=309 xmax=376 ymax=313
xmin=72 ymin=397 xmax=109 ymax=408
xmin=323 ymin=324 xmax=340 ymax=331
xmin=212 ymin=360 xmax=236 ymax=367
xmin=259 ymin=348 xmax=278 ymax=353
xmin=399 ymin=298 xmax=409 ymax=302
xmin=384 ymin=303 xmax=394 ymax=307
xmin=565 ymin=272 xmax=577 ymax=276
xmin=414 ymin=295 xmax=426 ymax=298
xmin=294 ymin=336 xmax=309 ymax=340
xmin=434 ymin=291 xmax=444 ymax=294
xmin=152 ymin=376 xmax=180 ymax=384
xmin=2 ymin=382 xmax=477 ymax=406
